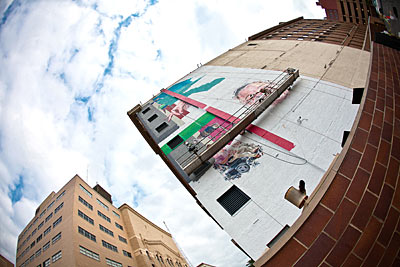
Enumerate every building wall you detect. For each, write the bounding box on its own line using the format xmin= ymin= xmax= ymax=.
xmin=127 ymin=18 xmax=373 ymax=260
xmin=16 ymin=176 xmax=74 ymax=267
xmin=120 ymin=204 xmax=188 ymax=267
xmin=16 ymin=175 xmax=186 ymax=267
xmin=207 ymin=39 xmax=370 ymax=89
xmin=0 ymin=254 xmax=14 ymax=267
xmin=71 ymin=177 xmax=137 ymax=267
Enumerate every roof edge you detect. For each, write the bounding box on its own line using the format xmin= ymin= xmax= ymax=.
xmin=118 ymin=203 xmax=172 ymax=237
xmin=248 ymin=17 xmax=304 ymax=40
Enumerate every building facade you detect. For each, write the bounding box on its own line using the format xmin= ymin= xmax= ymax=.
xmin=15 ymin=175 xmax=188 ymax=267
xmin=128 ymin=16 xmax=382 ymax=261
xmin=316 ymin=0 xmax=378 ymax=24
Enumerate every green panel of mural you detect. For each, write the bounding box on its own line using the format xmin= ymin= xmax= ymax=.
xmin=161 ymin=112 xmax=215 ymax=155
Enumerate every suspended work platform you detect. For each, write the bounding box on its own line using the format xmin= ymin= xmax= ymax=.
xmin=181 ymin=68 xmax=299 ymax=175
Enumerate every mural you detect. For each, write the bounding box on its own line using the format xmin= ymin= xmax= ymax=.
xmin=153 ymin=76 xmax=225 ymax=122
xmin=152 ymin=66 xmax=293 ymax=182
xmin=233 ymin=80 xmax=290 ymax=107
xmin=195 ymin=117 xmax=232 ymax=143
xmin=213 ymin=141 xmax=264 ymax=180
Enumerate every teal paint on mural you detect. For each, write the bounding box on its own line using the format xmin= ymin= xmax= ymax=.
xmin=154 ymin=77 xmax=225 ymax=108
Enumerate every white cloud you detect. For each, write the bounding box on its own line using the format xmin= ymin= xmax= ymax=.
xmin=0 ymin=0 xmax=323 ymax=265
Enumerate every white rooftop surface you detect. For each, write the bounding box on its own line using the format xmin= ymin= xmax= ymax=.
xmin=182 ymin=66 xmax=359 ymax=259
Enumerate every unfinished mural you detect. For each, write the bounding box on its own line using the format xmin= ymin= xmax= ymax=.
xmin=213 ymin=140 xmax=264 ymax=180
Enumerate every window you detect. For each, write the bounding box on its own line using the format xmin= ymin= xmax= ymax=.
xmin=32 ymin=229 xmax=37 ymax=236
xmin=115 ymin=222 xmax=123 ymax=230
xmin=29 ymin=254 xmax=34 ymax=262
xmin=123 ymin=250 xmax=132 ymax=258
xmin=79 ymin=245 xmax=100 ymax=261
xmin=156 ymin=122 xmax=168 ymax=133
xmin=52 ymin=250 xmax=62 ymax=262
xmin=102 ymin=240 xmax=118 ymax=252
xmin=44 ymin=226 xmax=51 ymax=236
xmin=142 ymin=107 xmax=151 ymax=114
xmin=36 ymin=234 xmax=42 ymax=243
xmin=78 ymin=196 xmax=93 ymax=210
xmin=52 ymin=232 xmax=62 ymax=244
xmin=78 ymin=226 xmax=96 ymax=242
xmin=78 ymin=210 xmax=94 ymax=225
xmin=54 ymin=202 xmax=63 ymax=214
xmin=45 ymin=212 xmax=53 ymax=223
xmin=97 ymin=198 xmax=109 ymax=211
xmin=43 ymin=258 xmax=50 ymax=267
xmin=47 ymin=200 xmax=55 ymax=210
xmin=217 ymin=185 xmax=250 ymax=215
xmin=148 ymin=114 xmax=158 ymax=122
xmin=99 ymin=224 xmax=114 ymax=237
xmin=56 ymin=190 xmax=65 ymax=200
xmin=106 ymin=258 xmax=122 ymax=267
xmin=35 ymin=248 xmax=41 ymax=257
xmin=79 ymin=184 xmax=92 ymax=198
xmin=98 ymin=210 xmax=110 ymax=222
xmin=30 ymin=241 xmax=35 ymax=248
xmin=112 ymin=211 xmax=120 ymax=219
xmin=146 ymin=250 xmax=151 ymax=259
xmin=38 ymin=221 xmax=44 ymax=230
xmin=39 ymin=210 xmax=46 ymax=218
xmin=43 ymin=241 xmax=50 ymax=252
xmin=118 ymin=235 xmax=127 ymax=243
xmin=53 ymin=216 xmax=62 ymax=228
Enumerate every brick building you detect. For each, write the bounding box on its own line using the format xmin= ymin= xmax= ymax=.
xmin=16 ymin=175 xmax=188 ymax=267
xmin=128 ymin=16 xmax=399 ymax=266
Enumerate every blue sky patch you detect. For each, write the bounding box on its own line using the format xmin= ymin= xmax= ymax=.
xmin=148 ymin=0 xmax=158 ymax=6
xmin=87 ymin=107 xmax=93 ymax=121
xmin=75 ymin=96 xmax=90 ymax=104
xmin=0 ymin=0 xmax=21 ymax=27
xmin=8 ymin=175 xmax=24 ymax=204
xmin=156 ymin=49 xmax=162 ymax=60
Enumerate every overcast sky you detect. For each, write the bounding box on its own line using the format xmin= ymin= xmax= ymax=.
xmin=0 ymin=0 xmax=324 ymax=265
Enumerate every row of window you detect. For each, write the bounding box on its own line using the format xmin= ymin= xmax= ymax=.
xmin=18 ymin=231 xmax=62 ymax=267
xmin=77 ymin=203 xmax=127 ymax=245
xmin=102 ymin=240 xmax=118 ymax=252
xmin=18 ymin=217 xmax=62 ymax=263
xmin=100 ymin=224 xmax=114 ymax=237
xmin=18 ymin=199 xmax=64 ymax=254
xmin=78 ymin=209 xmax=94 ymax=224
xmin=79 ymin=245 xmax=129 ymax=266
xmin=147 ymin=250 xmax=187 ymax=267
xmin=97 ymin=198 xmax=109 ymax=211
xmin=79 ymin=184 xmax=120 ymax=221
xmin=79 ymin=196 xmax=93 ymax=210
xmin=78 ymin=224 xmax=127 ymax=249
xmin=98 ymin=210 xmax=111 ymax=223
xmin=78 ymin=193 xmax=123 ymax=234
xmin=79 ymin=226 xmax=96 ymax=242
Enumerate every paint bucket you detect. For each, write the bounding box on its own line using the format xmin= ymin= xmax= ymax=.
xmin=284 ymin=186 xmax=308 ymax=209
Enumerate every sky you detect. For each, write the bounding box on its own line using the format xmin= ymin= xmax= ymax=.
xmin=0 ymin=0 xmax=324 ymax=265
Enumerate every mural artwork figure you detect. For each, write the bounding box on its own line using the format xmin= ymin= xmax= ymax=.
xmin=213 ymin=141 xmax=264 ymax=180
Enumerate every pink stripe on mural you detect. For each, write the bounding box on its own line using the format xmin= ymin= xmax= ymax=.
xmin=205 ymin=107 xmax=238 ymax=123
xmin=206 ymin=107 xmax=295 ymax=151
xmin=161 ymin=89 xmax=295 ymax=151
xmin=161 ymin=89 xmax=207 ymax=109
xmin=246 ymin=124 xmax=295 ymax=151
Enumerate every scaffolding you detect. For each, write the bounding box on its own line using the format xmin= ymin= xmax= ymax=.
xmin=177 ymin=68 xmax=300 ymax=175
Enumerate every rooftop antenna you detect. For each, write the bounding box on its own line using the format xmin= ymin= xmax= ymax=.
xmin=163 ymin=221 xmax=193 ymax=267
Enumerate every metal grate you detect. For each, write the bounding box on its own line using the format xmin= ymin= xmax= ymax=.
xmin=217 ymin=185 xmax=250 ymax=215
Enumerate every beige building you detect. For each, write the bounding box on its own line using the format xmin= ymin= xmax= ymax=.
xmin=15 ymin=175 xmax=188 ymax=267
